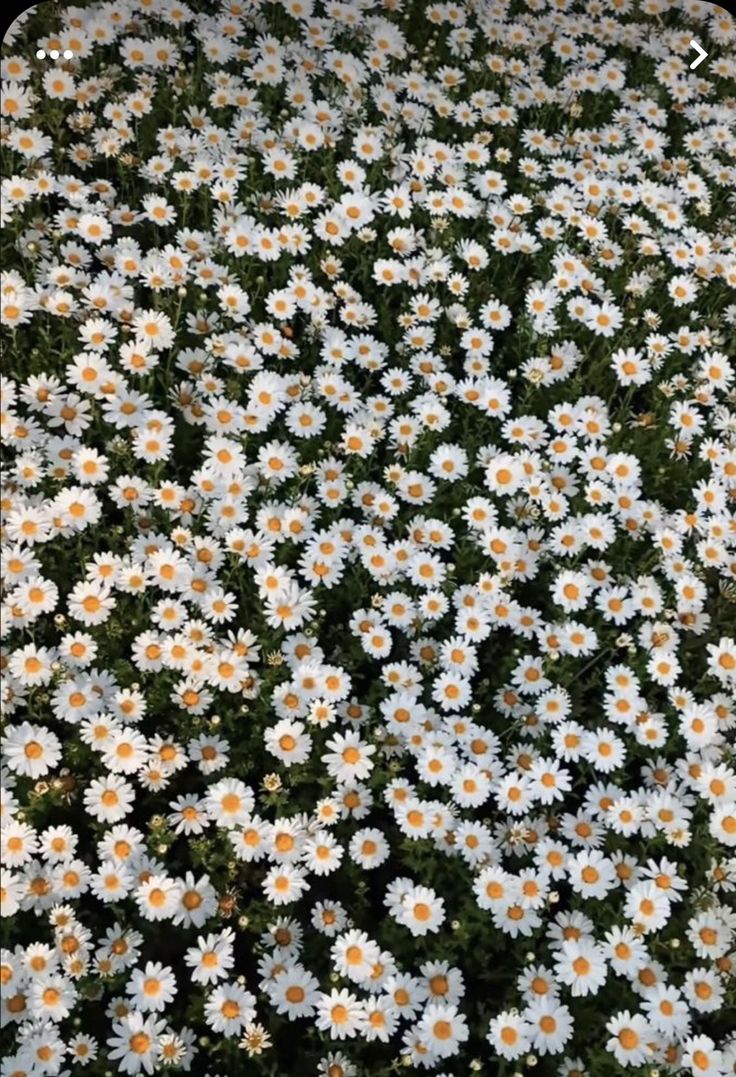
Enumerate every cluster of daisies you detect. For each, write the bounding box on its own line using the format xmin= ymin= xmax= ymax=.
xmin=2 ymin=0 xmax=736 ymax=1074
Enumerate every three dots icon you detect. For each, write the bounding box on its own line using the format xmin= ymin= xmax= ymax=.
xmin=36 ymin=49 xmax=75 ymax=60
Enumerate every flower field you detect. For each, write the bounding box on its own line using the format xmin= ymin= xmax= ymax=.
xmin=1 ymin=0 xmax=736 ymax=1074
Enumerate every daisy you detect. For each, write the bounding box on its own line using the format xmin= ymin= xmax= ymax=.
xmin=526 ymin=998 xmax=574 ymax=1055
xmin=314 ymin=989 xmax=366 ymax=1040
xmin=321 ymin=732 xmax=376 ymax=783
xmin=302 ymin=832 xmax=344 ymax=876
xmin=331 ymin=930 xmax=381 ymax=984
xmin=681 ymin=1036 xmax=725 ymax=1077
xmin=606 ymin=1011 xmax=653 ymax=1069
xmin=126 ymin=962 xmax=177 ymax=1013
xmin=204 ymin=982 xmax=258 ymax=1036
xmin=396 ymin=885 xmax=445 ymax=936
xmin=185 ymin=930 xmax=235 ymax=987
xmin=567 ymin=850 xmax=618 ymax=899
xmin=348 ymin=827 xmax=390 ymax=869
xmin=262 ymin=864 xmax=309 ymax=906
xmin=311 ymin=900 xmax=348 ymax=938
xmin=134 ymin=875 xmax=181 ymax=922
xmin=642 ymin=983 xmax=691 ymax=1038
xmin=173 ymin=872 xmax=217 ymax=928
xmin=553 ymin=939 xmax=608 ymax=997
xmin=67 ymin=1033 xmax=98 ymax=1066
xmin=2 ymin=723 xmax=61 ymax=779
xmin=89 ymin=862 xmax=134 ymax=905
xmin=487 ymin=1010 xmax=531 ymax=1061
xmin=267 ymin=962 xmax=319 ymax=1019
xmin=265 ymin=719 xmax=313 ymax=766
xmin=624 ymin=882 xmax=672 ymax=934
xmin=204 ymin=778 xmax=255 ymax=829
xmin=28 ymin=972 xmax=76 ymax=1021
xmin=362 ymin=994 xmax=398 ymax=1043
xmin=106 ymin=1012 xmax=165 ymax=1075
xmin=83 ymin=776 xmax=135 ymax=824
xmin=2 ymin=3 xmax=736 ymax=1070
xmin=417 ymin=1002 xmax=469 ymax=1058
xmin=16 ymin=1028 xmax=67 ymax=1072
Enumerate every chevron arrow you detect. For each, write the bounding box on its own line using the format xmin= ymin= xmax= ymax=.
xmin=689 ymin=39 xmax=708 ymax=70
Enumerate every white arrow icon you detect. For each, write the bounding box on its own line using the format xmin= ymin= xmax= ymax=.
xmin=689 ymin=39 xmax=708 ymax=69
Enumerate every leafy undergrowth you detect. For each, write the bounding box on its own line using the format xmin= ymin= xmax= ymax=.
xmin=2 ymin=1 xmax=736 ymax=1075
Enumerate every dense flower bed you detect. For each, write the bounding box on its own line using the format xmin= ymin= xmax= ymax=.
xmin=2 ymin=0 xmax=736 ymax=1074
